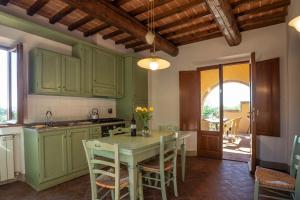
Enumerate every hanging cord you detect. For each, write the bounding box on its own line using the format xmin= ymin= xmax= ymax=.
xmin=152 ymin=0 xmax=155 ymax=54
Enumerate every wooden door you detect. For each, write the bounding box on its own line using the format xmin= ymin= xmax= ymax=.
xmin=67 ymin=128 xmax=89 ymax=174
xmin=250 ymin=52 xmax=257 ymax=173
xmin=198 ymin=66 xmax=223 ymax=159
xmin=255 ymin=58 xmax=280 ymax=137
xmin=61 ymin=56 xmax=81 ymax=96
xmin=33 ymin=49 xmax=61 ymax=95
xmin=38 ymin=130 xmax=67 ymax=183
xmin=93 ymin=48 xmax=116 ymax=90
xmin=179 ymin=71 xmax=199 ymax=131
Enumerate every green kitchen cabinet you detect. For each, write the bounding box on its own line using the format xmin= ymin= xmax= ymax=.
xmin=116 ymin=55 xmax=125 ymax=98
xmin=72 ymin=44 xmax=93 ymax=97
xmin=116 ymin=56 xmax=148 ymax=130
xmin=38 ymin=130 xmax=68 ymax=183
xmin=93 ymin=48 xmax=117 ymax=97
xmin=29 ymin=48 xmax=62 ymax=95
xmin=67 ymin=128 xmax=89 ymax=173
xmin=24 ymin=127 xmax=94 ymax=191
xmin=61 ymin=56 xmax=81 ymax=96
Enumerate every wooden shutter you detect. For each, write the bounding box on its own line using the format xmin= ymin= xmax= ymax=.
xmin=256 ymin=58 xmax=280 ymax=137
xmin=179 ymin=71 xmax=199 ymax=131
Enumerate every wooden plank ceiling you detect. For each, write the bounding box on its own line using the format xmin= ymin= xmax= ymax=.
xmin=1 ymin=0 xmax=290 ymax=56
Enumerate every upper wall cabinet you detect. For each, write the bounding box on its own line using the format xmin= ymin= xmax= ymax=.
xmin=61 ymin=56 xmax=81 ymax=96
xmin=72 ymin=44 xmax=93 ymax=97
xmin=93 ymin=48 xmax=117 ymax=97
xmin=29 ymin=48 xmax=81 ymax=96
xmin=29 ymin=48 xmax=62 ymax=95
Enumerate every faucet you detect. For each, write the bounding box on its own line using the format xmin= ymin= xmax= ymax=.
xmin=45 ymin=110 xmax=53 ymax=127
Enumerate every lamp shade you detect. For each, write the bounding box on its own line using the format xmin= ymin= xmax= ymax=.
xmin=137 ymin=57 xmax=170 ymax=70
xmin=288 ymin=16 xmax=300 ymax=32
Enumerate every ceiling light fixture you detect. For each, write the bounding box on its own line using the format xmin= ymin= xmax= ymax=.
xmin=137 ymin=0 xmax=170 ymax=71
xmin=288 ymin=16 xmax=300 ymax=32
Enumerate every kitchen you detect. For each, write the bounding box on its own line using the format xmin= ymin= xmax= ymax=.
xmin=1 ymin=0 xmax=300 ymax=200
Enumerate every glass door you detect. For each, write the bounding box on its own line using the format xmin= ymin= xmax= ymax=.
xmin=198 ymin=66 xmax=223 ymax=159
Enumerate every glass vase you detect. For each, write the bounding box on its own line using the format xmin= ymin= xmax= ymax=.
xmin=142 ymin=120 xmax=150 ymax=137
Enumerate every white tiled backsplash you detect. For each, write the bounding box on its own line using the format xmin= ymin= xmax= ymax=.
xmin=26 ymin=95 xmax=116 ymax=123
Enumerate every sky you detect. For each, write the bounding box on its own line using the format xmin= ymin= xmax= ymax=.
xmin=204 ymin=82 xmax=250 ymax=109
xmin=0 ymin=49 xmax=17 ymax=112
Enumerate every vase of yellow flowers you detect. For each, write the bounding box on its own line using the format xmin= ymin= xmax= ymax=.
xmin=135 ymin=106 xmax=154 ymax=136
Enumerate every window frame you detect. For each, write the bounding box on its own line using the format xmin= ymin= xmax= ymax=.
xmin=0 ymin=43 xmax=24 ymax=126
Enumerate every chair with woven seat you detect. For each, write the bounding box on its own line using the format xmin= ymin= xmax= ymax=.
xmin=138 ymin=132 xmax=178 ymax=200
xmin=254 ymin=135 xmax=300 ymax=200
xmin=109 ymin=127 xmax=130 ymax=136
xmin=82 ymin=140 xmax=129 ymax=200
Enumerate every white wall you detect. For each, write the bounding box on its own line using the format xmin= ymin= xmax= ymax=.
xmin=287 ymin=0 xmax=300 ymax=160
xmin=149 ymin=23 xmax=290 ymax=163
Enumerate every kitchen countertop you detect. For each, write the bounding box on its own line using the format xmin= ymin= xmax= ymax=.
xmin=24 ymin=119 xmax=128 ymax=132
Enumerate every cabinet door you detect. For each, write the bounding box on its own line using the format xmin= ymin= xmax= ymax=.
xmin=67 ymin=128 xmax=90 ymax=174
xmin=116 ymin=56 xmax=124 ymax=98
xmin=73 ymin=44 xmax=93 ymax=97
xmin=61 ymin=56 xmax=81 ymax=96
xmin=134 ymin=57 xmax=148 ymax=101
xmin=93 ymin=48 xmax=116 ymax=97
xmin=38 ymin=130 xmax=67 ymax=183
xmin=33 ymin=49 xmax=62 ymax=95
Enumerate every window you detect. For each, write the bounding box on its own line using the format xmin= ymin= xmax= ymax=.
xmin=0 ymin=44 xmax=24 ymax=124
xmin=203 ymin=82 xmax=250 ymax=114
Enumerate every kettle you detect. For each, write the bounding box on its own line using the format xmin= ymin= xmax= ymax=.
xmin=90 ymin=108 xmax=99 ymax=121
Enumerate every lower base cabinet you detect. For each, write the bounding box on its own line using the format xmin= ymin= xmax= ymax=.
xmin=24 ymin=127 xmax=94 ymax=191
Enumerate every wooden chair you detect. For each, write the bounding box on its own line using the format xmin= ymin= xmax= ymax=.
xmin=138 ymin=133 xmax=178 ymax=200
xmin=82 ymin=140 xmax=129 ymax=200
xmin=231 ymin=117 xmax=242 ymax=139
xmin=109 ymin=127 xmax=130 ymax=136
xmin=223 ymin=119 xmax=234 ymax=138
xmin=254 ymin=135 xmax=300 ymax=200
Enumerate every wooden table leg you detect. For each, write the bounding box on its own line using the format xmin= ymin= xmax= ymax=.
xmin=181 ymin=141 xmax=186 ymax=182
xmin=128 ymin=158 xmax=138 ymax=200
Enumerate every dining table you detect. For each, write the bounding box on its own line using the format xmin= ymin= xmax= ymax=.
xmin=93 ymin=130 xmax=190 ymax=200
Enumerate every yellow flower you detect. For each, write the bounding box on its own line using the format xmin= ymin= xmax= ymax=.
xmin=143 ymin=107 xmax=148 ymax=112
xmin=135 ymin=107 xmax=142 ymax=112
xmin=149 ymin=107 xmax=154 ymax=112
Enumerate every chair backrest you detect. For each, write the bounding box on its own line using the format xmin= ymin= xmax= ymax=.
xmin=109 ymin=127 xmax=130 ymax=136
xmin=290 ymin=135 xmax=300 ymax=199
xmin=159 ymin=132 xmax=178 ymax=172
xmin=232 ymin=117 xmax=242 ymax=135
xmin=82 ymin=140 xmax=120 ymax=200
xmin=223 ymin=119 xmax=234 ymax=134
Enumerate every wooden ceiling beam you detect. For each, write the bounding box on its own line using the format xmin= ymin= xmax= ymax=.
xmin=236 ymin=0 xmax=290 ymax=17
xmin=205 ymin=0 xmax=241 ymax=46
xmin=27 ymin=0 xmax=48 ymax=16
xmin=240 ymin=16 xmax=286 ymax=31
xmin=84 ymin=23 xmax=110 ymax=37
xmin=125 ymin=41 xmax=145 ymax=49
xmin=238 ymin=9 xmax=288 ymax=24
xmin=61 ymin=0 xmax=178 ymax=56
xmin=157 ymin=11 xmax=211 ymax=32
xmin=49 ymin=5 xmax=75 ymax=24
xmin=141 ymin=0 xmax=205 ymax=24
xmin=162 ymin=21 xmax=216 ymax=38
xmin=129 ymin=0 xmax=174 ymax=16
xmin=174 ymin=31 xmax=222 ymax=46
xmin=113 ymin=11 xmax=212 ymax=45
xmin=113 ymin=0 xmax=132 ymax=6
xmin=68 ymin=16 xmax=93 ymax=31
xmin=134 ymin=44 xmax=153 ymax=52
xmin=115 ymin=36 xmax=136 ymax=44
xmin=0 ymin=0 xmax=9 ymax=5
xmin=103 ymin=30 xmax=124 ymax=39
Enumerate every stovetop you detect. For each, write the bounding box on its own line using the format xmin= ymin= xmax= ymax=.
xmin=90 ymin=118 xmax=125 ymax=124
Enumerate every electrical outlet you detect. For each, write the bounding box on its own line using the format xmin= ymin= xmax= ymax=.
xmin=108 ymin=108 xmax=113 ymax=114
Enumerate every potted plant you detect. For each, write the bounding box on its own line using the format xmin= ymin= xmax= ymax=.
xmin=135 ymin=106 xmax=154 ymax=136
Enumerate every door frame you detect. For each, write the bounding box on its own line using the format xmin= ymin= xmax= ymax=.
xmin=197 ymin=65 xmax=223 ymax=159
xmin=197 ymin=58 xmax=256 ymax=167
